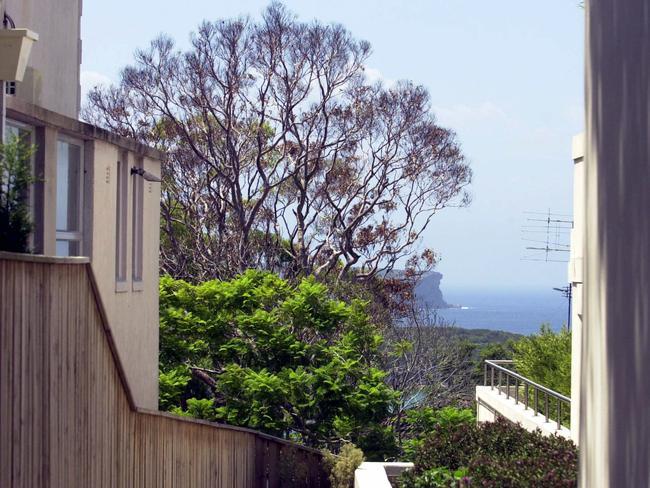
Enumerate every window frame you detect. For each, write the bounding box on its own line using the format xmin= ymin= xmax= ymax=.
xmin=115 ymin=151 xmax=129 ymax=292
xmin=131 ymin=157 xmax=144 ymax=291
xmin=55 ymin=134 xmax=85 ymax=257
xmin=5 ymin=119 xmax=35 ymax=210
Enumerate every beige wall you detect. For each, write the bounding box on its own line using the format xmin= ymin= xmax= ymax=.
xmin=582 ymin=1 xmax=650 ymax=485
xmin=4 ymin=0 xmax=82 ymax=118
xmin=89 ymin=140 xmax=161 ymax=409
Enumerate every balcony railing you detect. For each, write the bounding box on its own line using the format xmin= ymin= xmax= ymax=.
xmin=483 ymin=360 xmax=571 ymax=431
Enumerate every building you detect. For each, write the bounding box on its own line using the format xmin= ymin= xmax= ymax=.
xmin=0 ymin=4 xmax=328 ymax=486
xmin=477 ymin=3 xmax=650 ymax=484
xmin=568 ymin=132 xmax=584 ymax=445
xmin=1 ymin=0 xmax=161 ymax=409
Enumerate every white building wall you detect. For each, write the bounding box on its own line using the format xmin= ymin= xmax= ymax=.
xmin=568 ymin=133 xmax=585 ymax=445
xmin=582 ymin=1 xmax=650 ymax=485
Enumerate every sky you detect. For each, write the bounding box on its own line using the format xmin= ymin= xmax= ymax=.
xmin=81 ymin=1 xmax=585 ymax=292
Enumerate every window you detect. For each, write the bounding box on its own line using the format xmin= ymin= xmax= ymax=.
xmin=116 ymin=152 xmax=128 ymax=288
xmin=132 ymin=157 xmax=144 ymax=287
xmin=56 ymin=137 xmax=84 ymax=256
xmin=5 ymin=82 xmax=16 ymax=96
xmin=6 ymin=121 xmax=36 ymax=245
xmin=5 ymin=120 xmax=32 ymax=142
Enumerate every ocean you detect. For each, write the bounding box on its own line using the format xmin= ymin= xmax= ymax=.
xmin=435 ymin=288 xmax=569 ymax=336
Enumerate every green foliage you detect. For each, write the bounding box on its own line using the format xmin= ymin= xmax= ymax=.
xmin=159 ymin=270 xmax=397 ymax=451
xmin=402 ymin=467 xmax=469 ymax=488
xmin=444 ymin=327 xmax=521 ymax=347
xmin=175 ymin=398 xmax=216 ymax=419
xmin=158 ymin=366 xmax=191 ymax=410
xmin=512 ymin=324 xmax=572 ymax=396
xmin=473 ymin=340 xmax=515 ymax=382
xmin=400 ymin=418 xmax=578 ymax=488
xmin=354 ymin=424 xmax=399 ymax=461
xmin=402 ymin=407 xmax=475 ymax=460
xmin=404 ymin=417 xmax=479 ymax=474
xmin=323 ymin=443 xmax=365 ymax=488
xmin=0 ymin=136 xmax=36 ymax=253
xmin=477 ymin=341 xmax=514 ymax=364
xmin=413 ymin=406 xmax=475 ymax=430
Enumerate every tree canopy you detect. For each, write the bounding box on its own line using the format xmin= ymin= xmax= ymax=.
xmin=513 ymin=324 xmax=572 ymax=396
xmin=84 ymin=2 xmax=471 ymax=283
xmin=159 ymin=270 xmax=397 ymax=450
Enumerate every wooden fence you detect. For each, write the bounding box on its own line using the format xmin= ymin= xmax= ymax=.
xmin=0 ymin=253 xmax=330 ymax=487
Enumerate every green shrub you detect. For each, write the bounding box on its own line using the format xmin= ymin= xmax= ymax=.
xmin=354 ymin=424 xmax=399 ymax=462
xmin=159 ymin=271 xmax=398 ymax=451
xmin=512 ymin=324 xmax=572 ymax=396
xmin=158 ymin=366 xmax=191 ymax=410
xmin=402 ymin=407 xmax=475 ymax=460
xmin=474 ymin=340 xmax=515 ymax=382
xmin=323 ymin=443 xmax=365 ymax=488
xmin=409 ymin=406 xmax=475 ymax=430
xmin=0 ymin=136 xmax=36 ymax=253
xmin=467 ymin=420 xmax=577 ymax=486
xmin=406 ymin=418 xmax=479 ymax=473
xmin=401 ymin=467 xmax=469 ymax=488
xmin=400 ymin=418 xmax=578 ymax=488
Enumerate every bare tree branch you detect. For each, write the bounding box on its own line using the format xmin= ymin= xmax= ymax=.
xmin=83 ymin=3 xmax=471 ymax=283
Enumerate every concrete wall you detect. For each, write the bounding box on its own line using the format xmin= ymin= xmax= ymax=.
xmin=355 ymin=463 xmax=413 ymax=488
xmin=476 ymin=386 xmax=571 ymax=440
xmin=582 ymin=1 xmax=650 ymax=485
xmin=476 ymin=394 xmax=497 ymax=423
xmin=89 ymin=140 xmax=161 ymax=409
xmin=3 ymin=0 xmax=82 ymax=118
xmin=568 ymin=133 xmax=584 ymax=445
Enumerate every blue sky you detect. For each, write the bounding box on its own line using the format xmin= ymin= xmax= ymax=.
xmin=81 ymin=1 xmax=584 ymax=291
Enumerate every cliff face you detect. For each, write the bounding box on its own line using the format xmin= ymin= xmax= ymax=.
xmin=414 ymin=272 xmax=450 ymax=309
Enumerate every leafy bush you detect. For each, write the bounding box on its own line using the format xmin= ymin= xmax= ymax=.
xmin=158 ymin=366 xmax=191 ymax=410
xmin=403 ymin=467 xmax=469 ymax=488
xmin=410 ymin=407 xmax=475 ymax=430
xmin=402 ymin=407 xmax=475 ymax=460
xmin=512 ymin=324 xmax=572 ymax=397
xmin=323 ymin=443 xmax=365 ymax=488
xmin=0 ymin=136 xmax=36 ymax=252
xmin=400 ymin=418 xmax=578 ymax=487
xmin=404 ymin=417 xmax=479 ymax=474
xmin=473 ymin=340 xmax=515 ymax=381
xmin=159 ymin=270 xmax=397 ymax=451
xmin=467 ymin=420 xmax=577 ymax=486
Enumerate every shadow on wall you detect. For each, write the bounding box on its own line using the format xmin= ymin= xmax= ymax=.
xmin=583 ymin=1 xmax=650 ymax=486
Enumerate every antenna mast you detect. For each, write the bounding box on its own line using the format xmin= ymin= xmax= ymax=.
xmin=521 ymin=209 xmax=572 ymax=263
xmin=521 ymin=209 xmax=574 ymax=328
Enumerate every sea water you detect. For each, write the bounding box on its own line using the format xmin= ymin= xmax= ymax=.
xmin=435 ymin=288 xmax=569 ymax=336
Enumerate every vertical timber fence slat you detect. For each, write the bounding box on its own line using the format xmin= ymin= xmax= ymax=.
xmin=0 ymin=256 xmax=330 ymax=488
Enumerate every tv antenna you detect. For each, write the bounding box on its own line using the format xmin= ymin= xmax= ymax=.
xmin=521 ymin=209 xmax=572 ymax=263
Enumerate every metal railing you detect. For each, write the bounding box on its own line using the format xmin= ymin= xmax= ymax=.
xmin=483 ymin=359 xmax=571 ymax=431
